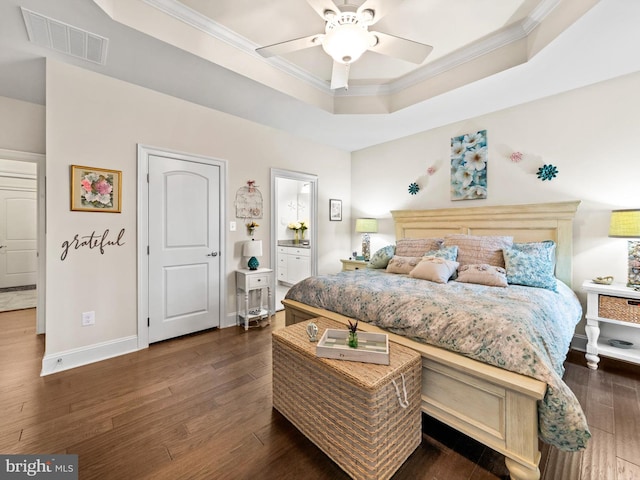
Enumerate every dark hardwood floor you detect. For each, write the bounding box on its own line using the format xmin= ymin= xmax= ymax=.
xmin=1 ymin=308 xmax=639 ymax=479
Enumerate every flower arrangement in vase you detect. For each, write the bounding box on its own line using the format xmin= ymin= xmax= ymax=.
xmin=347 ymin=319 xmax=358 ymax=348
xmin=287 ymin=220 xmax=309 ymax=243
xmin=246 ymin=220 xmax=259 ymax=236
xmin=299 ymin=220 xmax=308 ymax=240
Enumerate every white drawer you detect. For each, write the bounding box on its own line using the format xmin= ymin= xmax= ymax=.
xmin=294 ymin=248 xmax=310 ymax=257
xmin=280 ymin=247 xmax=310 ymax=257
xmin=248 ymin=274 xmax=270 ymax=289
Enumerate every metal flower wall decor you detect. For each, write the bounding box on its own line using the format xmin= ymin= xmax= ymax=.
xmin=406 ymin=165 xmax=436 ymax=196
xmin=537 ymin=164 xmax=559 ymax=181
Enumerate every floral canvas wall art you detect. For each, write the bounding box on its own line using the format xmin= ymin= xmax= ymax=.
xmin=451 ymin=130 xmax=487 ymax=201
xmin=70 ymin=165 xmax=122 ymax=213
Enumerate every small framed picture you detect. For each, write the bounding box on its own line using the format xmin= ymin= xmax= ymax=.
xmin=329 ymin=198 xmax=342 ymax=221
xmin=70 ymin=165 xmax=122 ymax=213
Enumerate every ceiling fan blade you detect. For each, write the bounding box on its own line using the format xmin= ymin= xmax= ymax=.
xmin=306 ymin=0 xmax=341 ymax=20
xmin=256 ymin=34 xmax=323 ymax=58
xmin=368 ymin=31 xmax=433 ymax=64
xmin=330 ymin=61 xmax=349 ymax=90
xmin=357 ymin=0 xmax=404 ymax=25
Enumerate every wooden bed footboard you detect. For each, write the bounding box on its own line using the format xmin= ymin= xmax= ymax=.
xmin=283 ymin=299 xmax=547 ymax=480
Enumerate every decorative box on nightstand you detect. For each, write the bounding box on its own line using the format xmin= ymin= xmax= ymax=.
xmin=582 ymin=280 xmax=640 ymax=369
xmin=340 ymin=258 xmax=368 ymax=271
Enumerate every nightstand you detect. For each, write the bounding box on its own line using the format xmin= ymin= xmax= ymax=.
xmin=236 ymin=268 xmax=274 ymax=331
xmin=340 ymin=259 xmax=368 ymax=271
xmin=582 ymin=280 xmax=640 ymax=369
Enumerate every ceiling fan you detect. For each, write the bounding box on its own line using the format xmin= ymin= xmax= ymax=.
xmin=256 ymin=0 xmax=433 ymax=90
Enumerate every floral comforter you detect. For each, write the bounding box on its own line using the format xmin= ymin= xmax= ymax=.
xmin=285 ymin=269 xmax=590 ymax=451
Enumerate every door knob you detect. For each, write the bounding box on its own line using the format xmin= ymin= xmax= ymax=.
xmin=206 ymin=251 xmax=218 ymax=257
xmin=0 ymin=245 xmax=6 ymax=249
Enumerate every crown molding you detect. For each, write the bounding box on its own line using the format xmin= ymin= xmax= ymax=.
xmin=143 ymin=0 xmax=331 ymax=93
xmin=144 ymin=0 xmax=560 ymax=100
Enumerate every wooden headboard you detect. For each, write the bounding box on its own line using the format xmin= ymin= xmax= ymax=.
xmin=391 ymin=201 xmax=580 ymax=287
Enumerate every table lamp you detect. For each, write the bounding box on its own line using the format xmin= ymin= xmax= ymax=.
xmin=243 ymin=239 xmax=263 ymax=270
xmin=609 ymin=209 xmax=640 ymax=287
xmin=355 ymin=218 xmax=378 ymax=261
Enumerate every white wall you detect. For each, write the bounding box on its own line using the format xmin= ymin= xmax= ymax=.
xmin=43 ymin=60 xmax=351 ymax=372
xmin=352 ymin=70 xmax=640 ymax=344
xmin=0 ymin=96 xmax=45 ymax=154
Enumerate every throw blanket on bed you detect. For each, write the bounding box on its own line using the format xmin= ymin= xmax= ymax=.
xmin=285 ymin=269 xmax=590 ymax=451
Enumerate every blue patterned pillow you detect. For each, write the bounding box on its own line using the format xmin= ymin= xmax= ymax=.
xmin=424 ymin=245 xmax=458 ymax=262
xmin=368 ymin=245 xmax=396 ymax=269
xmin=503 ymin=241 xmax=557 ymax=291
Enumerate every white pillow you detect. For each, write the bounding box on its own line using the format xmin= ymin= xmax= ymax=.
xmin=409 ymin=257 xmax=459 ymax=283
xmin=386 ymin=256 xmax=422 ymax=274
xmin=455 ymin=264 xmax=508 ymax=287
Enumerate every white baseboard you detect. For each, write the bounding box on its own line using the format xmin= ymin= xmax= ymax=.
xmin=571 ymin=333 xmax=587 ymax=352
xmin=221 ymin=312 xmax=238 ymax=329
xmin=40 ymin=312 xmax=266 ymax=374
xmin=41 ymin=335 xmax=139 ymax=376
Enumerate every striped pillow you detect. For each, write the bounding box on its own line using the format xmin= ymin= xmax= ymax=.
xmin=395 ymin=238 xmax=443 ymax=257
xmin=443 ymin=234 xmax=513 ymax=269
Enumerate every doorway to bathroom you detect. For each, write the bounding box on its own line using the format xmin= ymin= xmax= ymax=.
xmin=270 ymin=169 xmax=317 ymax=310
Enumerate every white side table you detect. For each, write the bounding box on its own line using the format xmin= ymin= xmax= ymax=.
xmin=582 ymin=280 xmax=640 ymax=369
xmin=236 ymin=268 xmax=274 ymax=331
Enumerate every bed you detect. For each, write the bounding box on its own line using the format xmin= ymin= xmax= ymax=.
xmin=282 ymin=201 xmax=587 ymax=480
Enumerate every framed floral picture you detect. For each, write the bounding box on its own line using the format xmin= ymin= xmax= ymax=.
xmin=329 ymin=199 xmax=342 ymax=221
xmin=70 ymin=165 xmax=122 ymax=213
xmin=451 ymin=129 xmax=488 ymax=201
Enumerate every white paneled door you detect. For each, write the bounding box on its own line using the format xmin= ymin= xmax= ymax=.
xmin=148 ymin=155 xmax=221 ymax=343
xmin=0 ymin=189 xmax=37 ymax=288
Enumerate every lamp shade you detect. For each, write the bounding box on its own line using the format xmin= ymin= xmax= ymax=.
xmin=243 ymin=239 xmax=263 ymax=257
xmin=355 ymin=218 xmax=378 ymax=233
xmin=609 ymin=209 xmax=640 ymax=238
xmin=243 ymin=239 xmax=262 ymax=270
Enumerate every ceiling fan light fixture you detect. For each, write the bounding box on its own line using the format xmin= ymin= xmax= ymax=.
xmin=361 ymin=9 xmax=375 ymax=23
xmin=323 ymin=9 xmax=337 ymax=21
xmin=322 ymin=23 xmax=371 ymax=64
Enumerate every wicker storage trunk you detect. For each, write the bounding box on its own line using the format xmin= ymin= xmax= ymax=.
xmin=272 ymin=317 xmax=422 ymax=480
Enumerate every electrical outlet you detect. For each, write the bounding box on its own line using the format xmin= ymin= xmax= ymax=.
xmin=82 ymin=311 xmax=95 ymax=326
xmin=230 ymin=221 xmax=236 ymax=231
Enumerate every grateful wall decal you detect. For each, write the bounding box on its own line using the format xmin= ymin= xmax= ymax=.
xmin=60 ymin=228 xmax=125 ymax=261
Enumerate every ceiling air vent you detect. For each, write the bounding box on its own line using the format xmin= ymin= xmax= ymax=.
xmin=21 ymin=7 xmax=108 ymax=65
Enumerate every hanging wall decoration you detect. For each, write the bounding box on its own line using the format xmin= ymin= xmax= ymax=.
xmin=537 ymin=164 xmax=559 ymax=181
xmin=510 ymin=151 xmax=523 ymax=163
xmin=60 ymin=228 xmax=125 ymax=261
xmin=329 ymin=199 xmax=342 ymax=221
xmin=70 ymin=165 xmax=122 ymax=213
xmin=246 ymin=220 xmax=259 ymax=236
xmin=235 ymin=180 xmax=263 ymax=218
xmin=406 ymin=163 xmax=437 ymax=196
xmin=450 ymin=130 xmax=487 ymax=201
